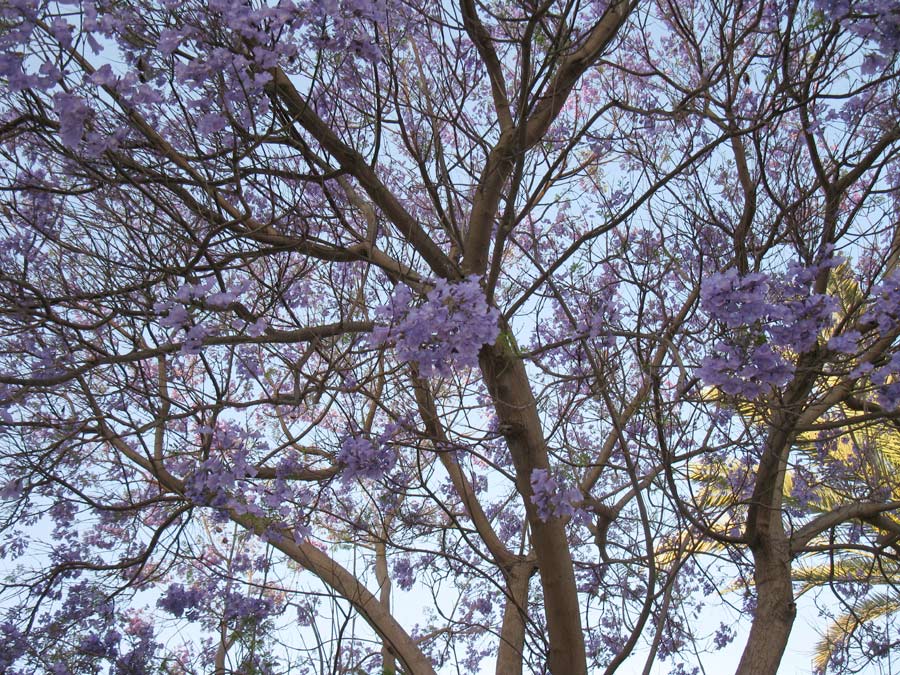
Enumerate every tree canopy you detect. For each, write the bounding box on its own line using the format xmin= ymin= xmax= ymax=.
xmin=1 ymin=1 xmax=900 ymax=674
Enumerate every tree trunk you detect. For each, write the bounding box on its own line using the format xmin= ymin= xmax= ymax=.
xmin=735 ymin=536 xmax=796 ymax=675
xmin=495 ymin=565 xmax=533 ymax=675
xmin=375 ymin=540 xmax=396 ymax=675
xmin=480 ymin=338 xmax=588 ymax=675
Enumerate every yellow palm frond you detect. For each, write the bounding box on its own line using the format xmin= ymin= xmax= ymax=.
xmin=793 ymin=555 xmax=899 ymax=595
xmin=812 ymin=593 xmax=900 ymax=673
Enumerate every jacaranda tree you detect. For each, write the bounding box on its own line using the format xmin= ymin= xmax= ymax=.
xmin=1 ymin=0 xmax=899 ymax=673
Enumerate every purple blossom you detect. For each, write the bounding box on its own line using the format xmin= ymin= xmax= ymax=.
xmin=697 ymin=261 xmax=845 ymax=396
xmin=222 ymin=592 xmax=274 ymax=622
xmin=698 ymin=342 xmax=793 ymax=398
xmin=372 ymin=276 xmax=499 ymax=377
xmin=0 ymin=478 xmax=24 ymax=500
xmin=205 ymin=291 xmax=239 ymax=309
xmin=871 ymin=352 xmax=900 ymax=410
xmin=88 ymin=64 xmax=118 ymax=87
xmin=196 ymin=113 xmax=227 ymax=135
xmin=701 ymin=269 xmax=770 ymax=328
xmin=182 ymin=451 xmax=255 ymax=507
xmin=245 ymin=318 xmax=267 ymax=337
xmin=791 ymin=467 xmax=818 ymax=508
xmin=529 ymin=469 xmax=581 ymax=521
xmin=53 ymin=93 xmax=91 ymax=148
xmin=815 ymin=0 xmax=900 ymax=54
xmin=0 ymin=621 xmax=28 ymax=671
xmin=870 ymin=271 xmax=900 ymax=333
xmin=828 ymin=331 xmax=862 ymax=354
xmin=392 ymin=558 xmax=415 ymax=591
xmin=767 ymin=291 xmax=838 ymax=353
xmin=157 ymin=583 xmax=204 ymax=620
xmin=337 ymin=435 xmax=396 ymax=481
xmin=181 ymin=323 xmax=209 ymax=355
xmin=157 ymin=28 xmax=183 ymax=55
xmin=155 ymin=302 xmax=189 ymax=329
xmin=174 ymin=279 xmax=215 ymax=303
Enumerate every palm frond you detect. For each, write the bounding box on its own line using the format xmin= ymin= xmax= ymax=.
xmin=812 ymin=593 xmax=900 ymax=673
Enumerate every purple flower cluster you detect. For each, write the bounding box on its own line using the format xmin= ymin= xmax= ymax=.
xmin=697 ymin=262 xmax=841 ymax=398
xmin=182 ymin=451 xmax=257 ymax=508
xmin=815 ymin=1 xmax=900 ymax=59
xmin=851 ymin=272 xmax=900 ymax=409
xmin=336 ymin=435 xmax=396 ymax=481
xmin=153 ymin=277 xmax=253 ymax=355
xmin=870 ymin=271 xmax=900 ymax=333
xmin=392 ymin=558 xmax=415 ymax=591
xmin=712 ymin=622 xmax=735 ymax=649
xmin=1 ymin=621 xmax=28 ymax=672
xmin=53 ymin=93 xmax=92 ymax=148
xmin=870 ymin=353 xmax=900 ymax=410
xmin=78 ymin=630 xmax=120 ymax=658
xmin=700 ymin=269 xmax=771 ymax=328
xmin=157 ymin=584 xmax=204 ymax=620
xmin=307 ymin=0 xmax=387 ymax=62
xmin=372 ymin=276 xmax=500 ymax=377
xmin=157 ymin=583 xmax=273 ymax=625
xmin=697 ymin=342 xmax=793 ymax=398
xmin=222 ymin=591 xmax=274 ymax=623
xmin=530 ymin=469 xmax=582 ymax=521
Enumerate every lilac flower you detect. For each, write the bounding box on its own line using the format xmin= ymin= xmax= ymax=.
xmin=767 ymin=291 xmax=838 ymax=353
xmin=182 ymin=451 xmax=255 ymax=507
xmin=337 ymin=435 xmax=396 ymax=481
xmin=78 ymin=630 xmax=119 ymax=657
xmin=222 ymin=592 xmax=273 ymax=622
xmin=870 ymin=271 xmax=900 ymax=333
xmin=157 ymin=28 xmax=183 ymax=55
xmin=0 ymin=478 xmax=24 ymax=500
xmin=205 ymin=291 xmax=239 ymax=309
xmin=53 ymin=93 xmax=91 ymax=148
xmin=88 ymin=63 xmax=118 ymax=87
xmin=871 ymin=353 xmax=900 ymax=410
xmin=181 ymin=323 xmax=209 ymax=355
xmin=828 ymin=331 xmax=862 ymax=354
xmin=815 ymin=0 xmax=900 ymax=55
xmin=0 ymin=621 xmax=28 ymax=671
xmin=698 ymin=342 xmax=793 ymax=398
xmin=154 ymin=302 xmax=189 ymax=329
xmin=372 ymin=276 xmax=499 ymax=377
xmin=157 ymin=583 xmax=204 ymax=620
xmin=530 ymin=469 xmax=581 ymax=521
xmin=697 ymin=260 xmax=846 ymax=396
xmin=245 ymin=318 xmax=267 ymax=337
xmin=196 ymin=113 xmax=227 ymax=135
xmin=174 ymin=279 xmax=215 ymax=304
xmin=392 ymin=558 xmax=415 ymax=591
xmin=701 ymin=269 xmax=770 ymax=328
xmin=791 ymin=467 xmax=818 ymax=508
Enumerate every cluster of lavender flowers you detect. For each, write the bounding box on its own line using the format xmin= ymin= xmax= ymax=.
xmin=181 ymin=451 xmax=257 ymax=508
xmin=2 ymin=0 xmax=381 ymax=149
xmin=697 ymin=261 xmax=839 ymax=399
xmin=1 ymin=583 xmax=161 ymax=675
xmin=863 ymin=272 xmax=900 ymax=409
xmin=698 ymin=261 xmax=900 ymax=408
xmin=530 ymin=469 xmax=582 ymax=521
xmin=153 ymin=277 xmax=263 ymax=355
xmin=306 ymin=0 xmax=388 ymax=62
xmin=815 ymin=0 xmax=900 ymax=68
xmin=371 ymin=276 xmax=500 ymax=377
xmin=391 ymin=557 xmax=415 ymax=591
xmin=336 ymin=433 xmax=396 ymax=481
xmin=157 ymin=582 xmax=274 ymax=624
